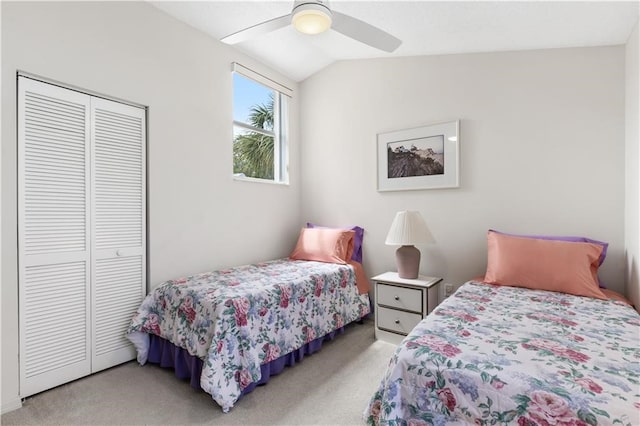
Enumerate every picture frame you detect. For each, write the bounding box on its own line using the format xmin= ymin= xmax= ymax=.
xmin=377 ymin=120 xmax=459 ymax=191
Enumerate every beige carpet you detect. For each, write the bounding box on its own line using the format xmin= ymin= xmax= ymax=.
xmin=2 ymin=320 xmax=397 ymax=425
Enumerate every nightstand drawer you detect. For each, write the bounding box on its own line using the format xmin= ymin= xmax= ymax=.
xmin=377 ymin=306 xmax=422 ymax=335
xmin=377 ymin=283 xmax=422 ymax=313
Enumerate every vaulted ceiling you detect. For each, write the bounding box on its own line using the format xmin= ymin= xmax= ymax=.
xmin=152 ymin=1 xmax=640 ymax=81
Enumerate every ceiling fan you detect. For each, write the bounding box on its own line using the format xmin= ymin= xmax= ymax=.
xmin=220 ymin=0 xmax=402 ymax=53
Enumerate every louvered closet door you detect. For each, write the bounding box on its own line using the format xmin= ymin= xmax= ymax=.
xmin=18 ymin=78 xmax=92 ymax=397
xmin=90 ymin=97 xmax=146 ymax=372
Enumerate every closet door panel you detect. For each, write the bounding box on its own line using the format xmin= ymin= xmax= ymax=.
xmin=22 ymin=261 xmax=88 ymax=379
xmin=18 ymin=77 xmax=92 ymax=397
xmin=91 ymin=98 xmax=146 ymax=372
xmin=93 ymin=257 xmax=143 ymax=370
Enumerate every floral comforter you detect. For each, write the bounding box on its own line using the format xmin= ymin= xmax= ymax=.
xmin=365 ymin=281 xmax=640 ymax=425
xmin=127 ymin=258 xmax=370 ymax=412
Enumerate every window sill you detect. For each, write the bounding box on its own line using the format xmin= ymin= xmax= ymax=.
xmin=232 ymin=175 xmax=290 ymax=186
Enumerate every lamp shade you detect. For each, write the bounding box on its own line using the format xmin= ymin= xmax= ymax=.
xmin=385 ymin=211 xmax=435 ymax=246
xmin=292 ymin=3 xmax=332 ymax=35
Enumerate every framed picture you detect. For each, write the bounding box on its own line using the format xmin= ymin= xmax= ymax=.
xmin=377 ymin=120 xmax=459 ymax=191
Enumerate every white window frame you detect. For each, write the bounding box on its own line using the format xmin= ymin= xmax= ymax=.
xmin=232 ymin=63 xmax=291 ymax=184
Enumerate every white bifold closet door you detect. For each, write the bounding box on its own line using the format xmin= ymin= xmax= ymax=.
xmin=90 ymin=97 xmax=146 ymax=373
xmin=18 ymin=76 xmax=146 ymax=397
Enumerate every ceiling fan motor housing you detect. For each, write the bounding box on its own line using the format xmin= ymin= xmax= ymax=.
xmin=292 ymin=0 xmax=333 ymax=35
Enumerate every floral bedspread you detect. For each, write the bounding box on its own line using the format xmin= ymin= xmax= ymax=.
xmin=365 ymin=281 xmax=640 ymax=425
xmin=126 ymin=258 xmax=370 ymax=412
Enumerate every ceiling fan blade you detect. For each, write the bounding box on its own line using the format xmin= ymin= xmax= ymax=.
xmin=221 ymin=14 xmax=291 ymax=45
xmin=331 ymin=11 xmax=401 ymax=52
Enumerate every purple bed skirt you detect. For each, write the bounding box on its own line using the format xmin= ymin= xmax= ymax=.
xmin=147 ymin=324 xmax=353 ymax=399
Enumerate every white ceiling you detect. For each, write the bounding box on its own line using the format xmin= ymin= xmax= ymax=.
xmin=152 ymin=1 xmax=640 ymax=82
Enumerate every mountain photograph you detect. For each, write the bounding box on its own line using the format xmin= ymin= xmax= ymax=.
xmin=387 ymin=135 xmax=445 ymax=178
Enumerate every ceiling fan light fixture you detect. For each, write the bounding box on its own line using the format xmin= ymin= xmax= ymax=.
xmin=292 ymin=3 xmax=332 ymax=35
xmin=221 ymin=0 xmax=401 ymax=53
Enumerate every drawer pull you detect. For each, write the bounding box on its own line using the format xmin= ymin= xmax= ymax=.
xmin=394 ymin=319 xmax=400 ymax=324
xmin=394 ymin=295 xmax=400 ymax=301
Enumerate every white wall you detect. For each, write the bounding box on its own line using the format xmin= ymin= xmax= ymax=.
xmin=300 ymin=47 xmax=626 ymax=298
xmin=1 ymin=2 xmax=301 ymax=412
xmin=625 ymin=21 xmax=640 ymax=311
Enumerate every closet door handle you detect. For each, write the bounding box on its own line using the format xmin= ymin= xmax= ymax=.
xmin=116 ymin=249 xmax=124 ymax=257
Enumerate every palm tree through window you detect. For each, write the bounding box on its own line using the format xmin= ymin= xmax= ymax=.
xmin=232 ymin=72 xmax=288 ymax=182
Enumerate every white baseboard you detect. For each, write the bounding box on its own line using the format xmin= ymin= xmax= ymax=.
xmin=1 ymin=397 xmax=22 ymax=415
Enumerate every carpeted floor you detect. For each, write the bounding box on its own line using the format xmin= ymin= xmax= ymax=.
xmin=1 ymin=320 xmax=397 ymax=425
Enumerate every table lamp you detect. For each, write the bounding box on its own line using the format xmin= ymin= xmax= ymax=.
xmin=385 ymin=210 xmax=435 ymax=279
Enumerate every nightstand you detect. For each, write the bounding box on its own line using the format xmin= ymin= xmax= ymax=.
xmin=372 ymin=272 xmax=442 ymax=345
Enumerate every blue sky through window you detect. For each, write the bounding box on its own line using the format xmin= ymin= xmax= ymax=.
xmin=233 ymin=73 xmax=273 ymax=124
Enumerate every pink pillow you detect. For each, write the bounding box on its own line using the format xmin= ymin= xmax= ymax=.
xmin=307 ymin=223 xmax=364 ymax=263
xmin=489 ymin=229 xmax=608 ymax=288
xmin=290 ymin=228 xmax=355 ymax=264
xmin=484 ymin=231 xmax=607 ymax=300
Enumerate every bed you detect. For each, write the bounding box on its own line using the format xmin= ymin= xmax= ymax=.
xmin=364 ymin=230 xmax=640 ymax=425
xmin=127 ymin=226 xmax=370 ymax=412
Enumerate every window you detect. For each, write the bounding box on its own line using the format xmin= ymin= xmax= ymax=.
xmin=232 ymin=63 xmax=291 ymax=183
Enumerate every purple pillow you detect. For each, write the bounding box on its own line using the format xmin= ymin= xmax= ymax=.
xmin=489 ymin=229 xmax=608 ymax=288
xmin=307 ymin=223 xmax=364 ymax=264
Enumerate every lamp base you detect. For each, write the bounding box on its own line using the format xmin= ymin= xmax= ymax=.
xmin=396 ymin=245 xmax=421 ymax=279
